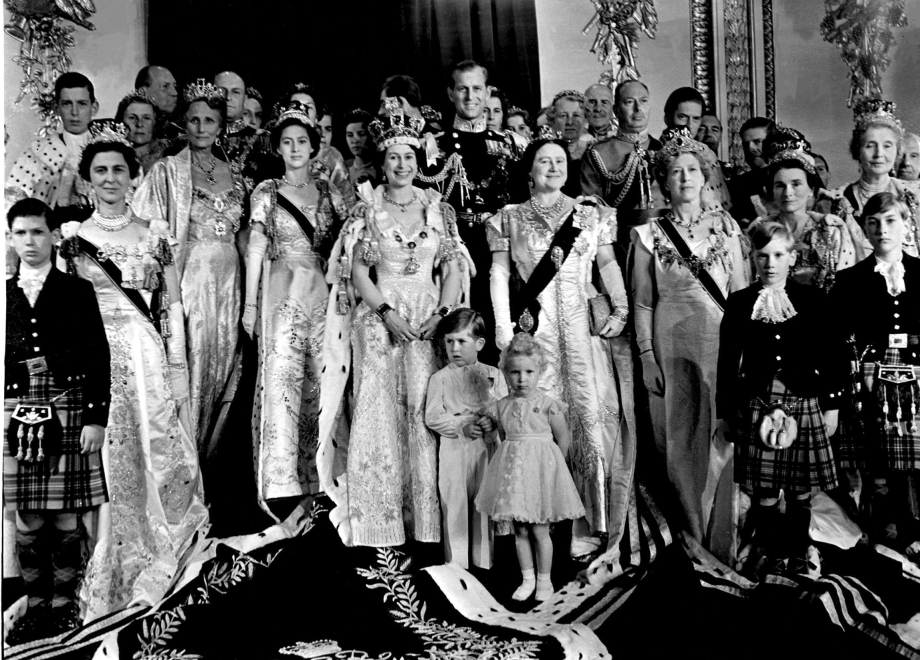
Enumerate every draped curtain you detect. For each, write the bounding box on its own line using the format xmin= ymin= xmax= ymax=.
xmin=147 ymin=0 xmax=540 ymax=123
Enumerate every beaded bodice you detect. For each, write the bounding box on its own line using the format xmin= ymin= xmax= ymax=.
xmin=188 ymin=187 xmax=243 ymax=243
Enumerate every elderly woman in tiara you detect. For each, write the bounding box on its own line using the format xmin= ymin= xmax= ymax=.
xmin=818 ymin=99 xmax=920 ymax=259
xmin=746 ymin=127 xmax=860 ymax=292
xmin=131 ymin=80 xmax=245 ymax=463
xmin=59 ymin=120 xmax=207 ymax=621
xmin=316 ymin=98 xmax=469 ymax=548
xmin=631 ymin=131 xmax=750 ymax=564
xmin=242 ymin=102 xmax=346 ymax=521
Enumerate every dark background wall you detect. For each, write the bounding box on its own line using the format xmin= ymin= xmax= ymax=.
xmin=148 ymin=0 xmax=540 ymax=126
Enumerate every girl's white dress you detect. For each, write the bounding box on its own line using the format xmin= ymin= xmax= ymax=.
xmin=475 ymin=393 xmax=585 ymax=524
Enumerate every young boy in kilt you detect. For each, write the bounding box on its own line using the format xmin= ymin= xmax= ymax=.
xmin=4 ymin=198 xmax=110 ymax=640
xmin=830 ymin=192 xmax=920 ymax=556
xmin=717 ymin=221 xmax=848 ymax=576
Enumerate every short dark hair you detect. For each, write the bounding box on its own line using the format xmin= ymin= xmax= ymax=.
xmin=449 ymin=60 xmax=488 ymax=88
xmin=343 ymin=109 xmax=373 ymax=130
xmin=382 ymin=75 xmax=422 ymax=110
xmin=488 ymin=87 xmax=509 ymax=127
xmin=812 ymin=153 xmax=829 ymax=172
xmin=739 ymin=117 xmax=774 ymax=136
xmin=613 ymin=79 xmax=649 ymax=107
xmin=7 ymin=198 xmax=58 ymax=231
xmin=286 ymin=83 xmax=324 ymax=120
xmin=54 ymin=71 xmax=95 ymax=103
xmin=663 ymin=87 xmax=706 ymax=124
xmin=861 ymin=191 xmax=908 ymax=224
xmin=134 ymin=66 xmax=152 ymax=89
xmin=750 ymin=220 xmax=795 ymax=251
xmin=79 ymin=141 xmax=141 ymax=181
xmin=437 ymin=308 xmax=486 ymax=339
xmin=270 ymin=116 xmax=320 ymax=158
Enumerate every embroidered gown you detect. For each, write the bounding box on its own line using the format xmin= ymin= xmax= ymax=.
xmin=487 ymin=200 xmax=636 ymax=548
xmin=631 ymin=211 xmax=750 ymax=564
xmin=746 ymin=211 xmax=859 ymax=291
xmin=345 ymin=187 xmax=462 ymax=547
xmin=249 ymin=180 xmax=345 ymax=516
xmin=132 ymin=149 xmax=245 ymax=455
xmin=71 ymin=227 xmax=208 ymax=622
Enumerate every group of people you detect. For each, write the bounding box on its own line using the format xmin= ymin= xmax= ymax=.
xmin=4 ymin=57 xmax=920 ymax=645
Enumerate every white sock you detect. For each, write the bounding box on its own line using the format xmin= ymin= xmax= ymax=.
xmin=512 ymin=568 xmax=535 ymax=601
xmin=535 ymin=573 xmax=554 ymax=601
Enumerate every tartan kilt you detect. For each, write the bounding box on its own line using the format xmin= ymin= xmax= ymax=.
xmin=736 ymin=378 xmax=838 ymax=492
xmin=3 ymin=373 xmax=108 ymax=511
xmin=836 ymin=349 xmax=920 ymax=471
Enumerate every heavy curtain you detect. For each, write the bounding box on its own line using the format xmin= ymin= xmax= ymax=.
xmin=147 ymin=0 xmax=540 ymax=122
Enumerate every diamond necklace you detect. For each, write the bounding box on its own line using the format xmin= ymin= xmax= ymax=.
xmin=529 ymin=194 xmax=567 ymax=223
xmin=281 ymin=175 xmax=310 ymax=189
xmin=383 ymin=189 xmax=419 ymax=212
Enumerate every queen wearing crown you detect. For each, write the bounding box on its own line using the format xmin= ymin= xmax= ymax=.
xmin=316 ymin=98 xmax=468 ymax=547
xmin=63 ymin=120 xmax=208 ymax=622
xmin=818 ymin=99 xmax=920 ymax=258
xmin=242 ymin=102 xmax=346 ymax=521
xmin=746 ymin=127 xmax=861 ymax=292
xmin=131 ymin=80 xmax=245 ymax=464
xmin=631 ymin=131 xmax=750 ymax=564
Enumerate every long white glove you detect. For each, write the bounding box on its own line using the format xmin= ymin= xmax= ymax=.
xmin=490 ymin=261 xmax=514 ymax=350
xmin=598 ymin=260 xmax=627 ymax=338
xmin=243 ymin=231 xmax=268 ymax=339
xmin=166 ymin=300 xmax=189 ymax=404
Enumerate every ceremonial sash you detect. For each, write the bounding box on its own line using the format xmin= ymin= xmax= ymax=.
xmin=657 ymin=217 xmax=727 ymax=312
xmin=77 ymin=236 xmax=161 ymax=333
xmin=510 ymin=207 xmax=583 ymax=335
xmin=276 ymin=189 xmax=316 ymax=245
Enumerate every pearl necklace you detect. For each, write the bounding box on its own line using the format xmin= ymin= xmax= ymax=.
xmin=529 ymin=194 xmax=567 ymax=223
xmin=92 ymin=210 xmax=132 ymax=232
xmin=281 ymin=175 xmax=310 ymax=189
xmin=856 ymin=178 xmax=889 ymax=204
xmin=383 ymin=190 xmax=419 ymax=212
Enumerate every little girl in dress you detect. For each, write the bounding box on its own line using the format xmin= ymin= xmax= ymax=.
xmin=474 ymin=333 xmax=585 ymax=601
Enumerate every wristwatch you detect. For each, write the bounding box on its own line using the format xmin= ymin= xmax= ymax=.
xmin=435 ymin=305 xmax=453 ymax=317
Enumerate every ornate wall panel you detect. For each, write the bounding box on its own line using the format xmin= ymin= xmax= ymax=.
xmin=690 ymin=0 xmax=715 ymax=113
xmin=762 ymin=0 xmax=775 ymax=120
xmin=723 ymin=0 xmax=753 ymax=165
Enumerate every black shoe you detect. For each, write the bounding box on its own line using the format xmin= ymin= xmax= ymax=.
xmin=47 ymin=603 xmax=83 ymax=637
xmin=6 ymin=606 xmax=52 ymax=646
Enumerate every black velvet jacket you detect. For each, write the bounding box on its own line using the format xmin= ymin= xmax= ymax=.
xmin=828 ymin=253 xmax=920 ymax=365
xmin=5 ymin=266 xmax=111 ymax=427
xmin=716 ymin=279 xmax=849 ymax=419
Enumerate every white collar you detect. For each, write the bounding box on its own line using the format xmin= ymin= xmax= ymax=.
xmin=62 ymin=130 xmax=91 ymax=157
xmin=19 ymin=260 xmax=53 ymax=281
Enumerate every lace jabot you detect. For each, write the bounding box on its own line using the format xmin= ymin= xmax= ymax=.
xmin=874 ymin=257 xmax=905 ymax=296
xmin=751 ymin=285 xmax=797 ymax=324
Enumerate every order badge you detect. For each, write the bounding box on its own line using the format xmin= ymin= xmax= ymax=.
xmin=889 ymin=333 xmax=908 ymax=348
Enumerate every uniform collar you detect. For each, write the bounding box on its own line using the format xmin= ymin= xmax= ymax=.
xmin=453 ymin=116 xmax=487 ymax=133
